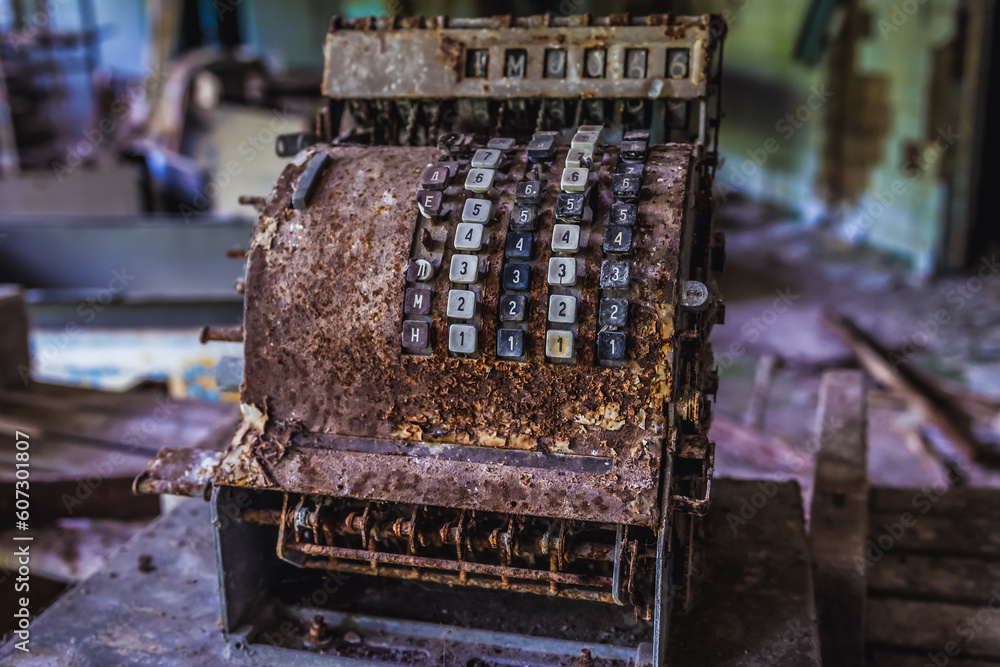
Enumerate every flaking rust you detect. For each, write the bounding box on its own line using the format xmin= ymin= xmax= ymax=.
xmin=134 ymin=12 xmax=726 ymax=660
xmin=220 ymin=143 xmax=695 ymax=526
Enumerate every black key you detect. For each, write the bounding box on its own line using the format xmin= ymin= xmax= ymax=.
xmin=292 ymin=153 xmax=330 ymax=210
xmin=603 ymin=226 xmax=633 ymax=253
xmin=613 ymin=173 xmax=641 ymax=201
xmin=623 ymin=129 xmax=650 ymax=141
xmin=600 ymin=259 xmax=630 ymax=288
xmin=437 ymin=161 xmax=460 ymax=178
xmin=402 ymin=321 xmax=430 ymax=349
xmin=505 ymin=231 xmax=534 ymax=259
xmin=598 ymin=331 xmax=627 ymax=360
xmin=499 ymin=294 xmax=529 ymax=321
xmin=502 ymin=263 xmax=532 ymax=291
xmin=555 ymin=193 xmax=585 ymax=221
xmin=404 ymin=287 xmax=433 ymax=315
xmin=421 ymin=165 xmax=450 ymax=190
xmin=405 ymin=258 xmax=436 ymax=283
xmin=611 ymin=202 xmax=637 ymax=227
xmin=417 ymin=190 xmax=442 ymax=219
xmin=617 ymin=162 xmax=644 ymax=176
xmin=515 ymin=180 xmax=545 ymax=205
xmin=599 ymin=298 xmax=628 ymax=327
xmin=511 ymin=204 xmax=539 ymax=231
xmin=497 ymin=328 xmax=525 ymax=358
xmin=526 ymin=136 xmax=556 ymax=162
xmin=620 ymin=140 xmax=647 ymax=162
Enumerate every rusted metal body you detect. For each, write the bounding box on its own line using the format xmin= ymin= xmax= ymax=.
xmin=135 ymin=13 xmax=726 ymax=666
xmin=320 ymin=14 xmax=726 ymax=162
xmin=322 ymin=16 xmax=715 ymax=101
xmin=223 ymin=143 xmax=694 ymax=527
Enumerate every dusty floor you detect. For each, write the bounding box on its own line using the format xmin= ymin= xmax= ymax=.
xmin=710 ymin=196 xmax=1000 ymax=500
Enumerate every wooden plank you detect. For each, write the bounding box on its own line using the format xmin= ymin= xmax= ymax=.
xmin=670 ymin=479 xmax=822 ymax=666
xmin=867 ymin=650 xmax=1000 ymax=667
xmin=871 ymin=486 xmax=1000 ymax=519
xmin=867 ymin=513 xmax=1000 ymax=557
xmin=810 ymin=370 xmax=868 ymax=667
xmin=867 ymin=598 xmax=1000 ymax=660
xmin=869 ymin=553 xmax=1000 ymax=605
xmin=822 ymin=313 xmax=995 ymax=466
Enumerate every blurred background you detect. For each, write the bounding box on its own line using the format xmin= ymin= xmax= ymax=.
xmin=1 ymin=0 xmax=999 ymax=645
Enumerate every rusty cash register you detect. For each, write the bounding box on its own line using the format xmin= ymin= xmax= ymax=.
xmin=136 ymin=13 xmax=727 ymax=667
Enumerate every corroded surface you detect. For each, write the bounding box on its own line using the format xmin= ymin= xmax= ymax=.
xmin=321 ymin=15 xmax=715 ymax=100
xmin=227 ymin=143 xmax=695 ymax=526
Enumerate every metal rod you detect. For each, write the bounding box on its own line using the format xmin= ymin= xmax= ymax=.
xmin=286 ymin=541 xmax=613 ymax=587
xmin=293 ymin=557 xmax=621 ymax=605
xmin=199 ymin=325 xmax=243 ymax=344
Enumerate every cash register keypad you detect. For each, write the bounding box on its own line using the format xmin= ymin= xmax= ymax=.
xmin=401 ymin=127 xmax=650 ymax=365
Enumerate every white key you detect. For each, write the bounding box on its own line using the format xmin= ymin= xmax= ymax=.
xmin=447 ymin=289 xmax=476 ymax=319
xmin=565 ymin=148 xmax=592 ymax=168
xmin=471 ymin=148 xmax=503 ymax=169
xmin=465 ymin=168 xmax=496 ymax=193
xmin=545 ymin=330 xmax=574 ymax=359
xmin=547 ymin=257 xmax=577 ymax=286
xmin=552 ymin=224 xmax=581 ymax=252
xmin=454 ymin=222 xmax=484 ymax=251
xmin=462 ymin=198 xmax=492 ymax=223
xmin=577 ymin=124 xmax=604 ymax=133
xmin=449 ymin=324 xmax=477 ymax=354
xmin=571 ymin=131 xmax=601 ymax=153
xmin=548 ymin=294 xmax=577 ymax=324
xmin=561 ymin=167 xmax=588 ymax=192
xmin=487 ymin=137 xmax=516 ymax=151
xmin=450 ymin=254 xmax=480 ymax=283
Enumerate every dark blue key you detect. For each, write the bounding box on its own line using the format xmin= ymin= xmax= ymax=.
xmin=511 ymin=204 xmax=539 ymax=231
xmin=505 ymin=232 xmax=534 ymax=259
xmin=497 ymin=328 xmax=525 ymax=358
xmin=515 ymin=180 xmax=545 ymax=204
xmin=611 ymin=202 xmax=637 ymax=227
xmin=499 ymin=294 xmax=529 ymax=321
xmin=599 ymin=298 xmax=628 ymax=327
xmin=598 ymin=331 xmax=626 ymax=360
xmin=600 ymin=260 xmax=630 ymax=288
xmin=603 ymin=226 xmax=633 ymax=253
xmin=555 ymin=193 xmax=585 ymax=221
xmin=502 ymin=263 xmax=532 ymax=291
xmin=620 ymin=140 xmax=647 ymax=162
xmin=613 ymin=173 xmax=640 ymax=201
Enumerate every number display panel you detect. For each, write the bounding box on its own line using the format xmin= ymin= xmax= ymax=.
xmin=322 ymin=16 xmax=714 ymax=100
xmin=238 ymin=142 xmax=698 ymax=527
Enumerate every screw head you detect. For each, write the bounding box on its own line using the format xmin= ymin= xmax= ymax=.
xmin=681 ymin=281 xmax=710 ymax=311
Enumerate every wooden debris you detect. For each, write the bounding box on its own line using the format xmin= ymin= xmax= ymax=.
xmin=821 ymin=311 xmax=999 ymax=467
